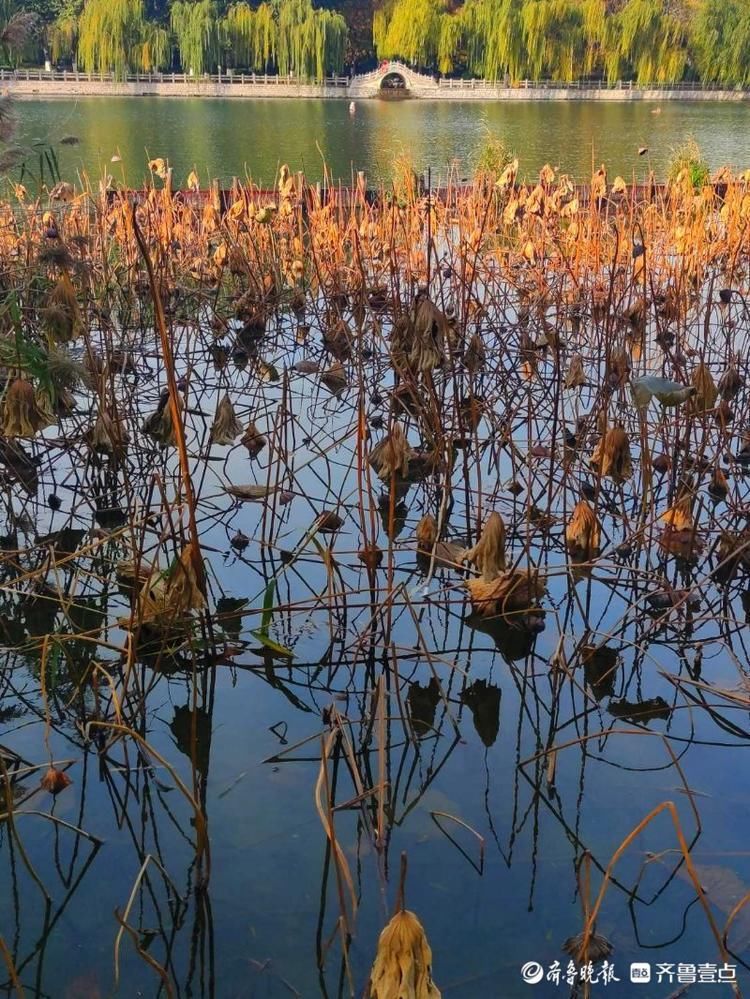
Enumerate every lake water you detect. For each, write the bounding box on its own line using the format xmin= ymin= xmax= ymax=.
xmin=15 ymin=96 xmax=750 ymax=186
xmin=3 ymin=101 xmax=750 ymax=999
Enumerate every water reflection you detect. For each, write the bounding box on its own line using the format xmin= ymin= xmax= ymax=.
xmin=16 ymin=96 xmax=750 ymax=186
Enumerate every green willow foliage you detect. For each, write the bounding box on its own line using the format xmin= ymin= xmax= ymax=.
xmin=171 ymin=0 xmax=221 ymax=75
xmin=77 ymin=0 xmax=154 ymax=75
xmin=374 ymin=0 xmax=750 ymax=85
xmin=50 ymin=0 xmax=346 ymax=76
xmin=222 ymin=0 xmax=346 ymax=76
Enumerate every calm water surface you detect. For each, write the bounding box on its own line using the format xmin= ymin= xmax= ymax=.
xmin=15 ymin=96 xmax=750 ymax=185
xmin=2 ymin=97 xmax=750 ymax=999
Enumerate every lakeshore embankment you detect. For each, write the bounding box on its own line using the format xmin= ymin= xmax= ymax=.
xmin=7 ymin=61 xmax=750 ymax=102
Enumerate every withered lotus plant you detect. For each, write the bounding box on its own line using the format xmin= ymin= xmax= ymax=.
xmin=42 ymin=274 xmax=81 ymax=343
xmin=40 ymin=767 xmax=72 ymax=795
xmin=689 ymin=362 xmax=718 ymax=413
xmin=87 ymin=409 xmax=130 ymax=455
xmin=564 ymin=353 xmax=587 ymax=389
xmin=415 ymin=514 xmax=437 ymax=552
xmin=590 ymin=426 xmax=633 ymax=482
xmin=369 ymin=856 xmax=441 ymax=999
xmin=241 ymin=420 xmax=267 ymax=458
xmin=369 ymin=425 xmax=415 ymax=483
xmin=320 ymin=361 xmax=348 ymax=396
xmin=606 ymin=344 xmax=631 ymax=389
xmin=464 ymin=512 xmax=506 ymax=580
xmin=369 ymin=909 xmax=441 ymax=999
xmin=210 ymin=393 xmax=243 ymax=445
xmin=565 ymin=500 xmax=600 ymax=560
xmin=718 ymin=366 xmax=743 ymax=401
xmin=1 ymin=377 xmax=54 ymax=437
xmin=466 ymin=568 xmax=546 ymax=625
xmin=408 ymin=294 xmax=449 ymax=373
xmin=143 ymin=392 xmax=177 ymax=446
xmin=464 ymin=333 xmax=486 ymax=374
xmin=660 ymin=491 xmax=694 ymax=532
xmin=659 ymin=493 xmax=702 ymax=559
xmin=136 ymin=544 xmax=205 ymax=625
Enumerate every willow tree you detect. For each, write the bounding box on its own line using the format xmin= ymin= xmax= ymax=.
xmin=437 ymin=12 xmax=461 ymax=75
xmin=78 ymin=0 xmax=147 ymax=75
xmin=374 ymin=0 xmax=444 ymax=69
xmin=614 ymin=0 xmax=687 ymax=83
xmin=276 ymin=0 xmax=347 ymax=79
xmin=223 ymin=2 xmax=277 ymax=69
xmin=691 ymin=0 xmax=750 ymax=85
xmin=171 ymin=0 xmax=221 ymax=74
xmin=49 ymin=15 xmax=77 ymax=64
xmin=460 ymin=0 xmax=525 ymax=81
xmin=521 ymin=0 xmax=589 ymax=81
xmin=135 ymin=21 xmax=169 ymax=70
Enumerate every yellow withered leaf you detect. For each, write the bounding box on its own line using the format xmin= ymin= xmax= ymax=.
xmin=466 ymin=568 xmax=545 ymax=620
xmin=148 ymin=158 xmax=167 ymax=180
xmin=590 ymin=427 xmax=632 ymax=482
xmin=1 ymin=378 xmax=54 ymax=437
xmin=210 ymin=393 xmax=243 ymax=445
xmin=566 ymin=500 xmax=600 ymax=560
xmin=690 ymin=362 xmax=718 ymax=412
xmin=565 ymin=353 xmax=586 ymax=389
xmin=416 ymin=514 xmax=437 ymax=551
xmin=369 ymin=909 xmax=441 ymax=999
xmin=369 ymin=425 xmax=415 ymax=482
xmin=464 ymin=512 xmax=506 ymax=581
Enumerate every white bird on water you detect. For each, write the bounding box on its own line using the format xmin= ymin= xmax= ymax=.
xmin=349 ymin=101 xmax=356 ymax=114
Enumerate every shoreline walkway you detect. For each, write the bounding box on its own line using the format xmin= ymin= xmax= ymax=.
xmin=6 ymin=62 xmax=750 ymax=102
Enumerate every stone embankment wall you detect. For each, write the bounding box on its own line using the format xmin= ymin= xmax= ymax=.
xmin=6 ymin=62 xmax=750 ymax=102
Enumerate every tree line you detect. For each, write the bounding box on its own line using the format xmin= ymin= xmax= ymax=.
xmin=375 ymin=0 xmax=750 ymax=85
xmin=4 ymin=0 xmax=348 ymax=78
xmin=4 ymin=0 xmax=750 ymax=84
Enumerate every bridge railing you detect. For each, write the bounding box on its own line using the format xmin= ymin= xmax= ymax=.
xmin=437 ymin=76 xmax=749 ymax=91
xmin=0 ymin=68 xmax=350 ymax=86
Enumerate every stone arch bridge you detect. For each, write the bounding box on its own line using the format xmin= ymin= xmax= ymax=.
xmin=347 ymin=61 xmax=440 ymax=99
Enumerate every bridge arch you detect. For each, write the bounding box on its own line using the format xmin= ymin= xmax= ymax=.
xmin=380 ymin=71 xmax=408 ymax=91
xmin=347 ymin=61 xmax=440 ymax=99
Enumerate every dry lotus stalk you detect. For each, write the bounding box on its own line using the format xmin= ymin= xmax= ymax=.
xmin=590 ymin=426 xmax=632 ymax=482
xmin=466 ymin=568 xmax=546 ymax=620
xmin=210 ymin=393 xmax=242 ymax=445
xmin=369 ymin=909 xmax=441 ymax=999
xmin=369 ymin=425 xmax=415 ymax=482
xmin=566 ymin=500 xmax=600 ymax=560
xmin=464 ymin=512 xmax=506 ymax=580
xmin=690 ymin=362 xmax=718 ymax=412
xmin=1 ymin=378 xmax=54 ymax=437
xmin=565 ymin=353 xmax=586 ymax=389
